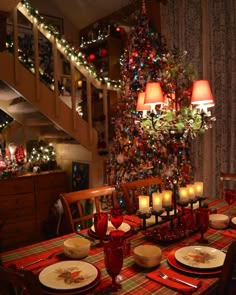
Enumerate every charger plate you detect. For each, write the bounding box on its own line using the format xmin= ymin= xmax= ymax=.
xmin=90 ymin=221 xmax=131 ymax=235
xmin=39 ymin=261 xmax=99 ymax=292
xmin=167 ymin=249 xmax=222 ymax=276
xmin=175 ymin=246 xmax=226 ymax=269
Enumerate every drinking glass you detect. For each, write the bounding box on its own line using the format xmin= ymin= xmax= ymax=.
xmin=104 ymin=241 xmax=124 ymax=291
xmin=182 ymin=212 xmax=196 ymax=245
xmin=110 ymin=208 xmax=123 ymax=229
xmin=225 ymin=190 xmax=236 ymax=205
xmin=93 ymin=212 xmax=108 ymax=246
xmin=195 ymin=208 xmax=209 ymax=243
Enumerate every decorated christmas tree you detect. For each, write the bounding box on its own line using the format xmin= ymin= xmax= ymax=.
xmin=106 ymin=1 xmax=195 ymax=195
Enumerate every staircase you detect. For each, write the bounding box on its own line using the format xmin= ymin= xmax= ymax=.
xmin=0 ymin=1 xmax=120 ymax=151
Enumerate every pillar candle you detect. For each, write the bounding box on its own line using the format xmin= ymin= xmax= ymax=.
xmin=138 ymin=195 xmax=150 ymax=213
xmin=152 ymin=192 xmax=163 ymax=211
xmin=162 ymin=190 xmax=172 ymax=207
xmin=188 ymin=184 xmax=195 ymax=200
xmin=179 ymin=187 xmax=189 ymax=202
xmin=194 ymin=182 xmax=203 ymax=197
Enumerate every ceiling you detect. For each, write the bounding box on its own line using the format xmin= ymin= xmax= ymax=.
xmin=49 ymin=0 xmax=134 ymax=31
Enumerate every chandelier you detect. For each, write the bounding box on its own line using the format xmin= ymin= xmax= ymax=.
xmin=136 ymin=79 xmax=216 ymax=139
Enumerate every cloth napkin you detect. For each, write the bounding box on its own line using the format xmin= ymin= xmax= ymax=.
xmin=146 ymin=267 xmax=201 ymax=294
xmin=123 ymin=215 xmax=142 ymax=227
xmin=5 ymin=247 xmax=64 ymax=274
xmin=221 ymin=228 xmax=236 ymax=238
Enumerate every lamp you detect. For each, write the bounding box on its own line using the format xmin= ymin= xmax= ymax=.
xmin=191 ymin=80 xmax=214 ymax=107
xmin=137 ymin=79 xmax=216 ymax=139
xmin=136 ymin=92 xmax=151 ymax=117
xmin=144 ymin=82 xmax=164 ymax=111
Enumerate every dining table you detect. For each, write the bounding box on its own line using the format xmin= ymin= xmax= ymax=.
xmin=1 ymin=198 xmax=236 ymax=295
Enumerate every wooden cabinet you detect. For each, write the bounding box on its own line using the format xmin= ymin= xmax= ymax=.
xmin=0 ymin=170 xmax=67 ymax=251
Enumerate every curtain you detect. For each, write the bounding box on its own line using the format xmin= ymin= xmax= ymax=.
xmin=160 ymin=0 xmax=236 ymax=198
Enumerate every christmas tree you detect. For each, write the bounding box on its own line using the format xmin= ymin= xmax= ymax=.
xmin=106 ymin=1 xmax=194 ymax=196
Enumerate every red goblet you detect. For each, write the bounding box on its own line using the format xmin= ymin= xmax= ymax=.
xmin=182 ymin=212 xmax=196 ymax=245
xmin=93 ymin=212 xmax=108 ymax=246
xmin=195 ymin=208 xmax=209 ymax=244
xmin=225 ymin=190 xmax=236 ymax=205
xmin=104 ymin=241 xmax=124 ymax=291
xmin=110 ymin=208 xmax=123 ymax=229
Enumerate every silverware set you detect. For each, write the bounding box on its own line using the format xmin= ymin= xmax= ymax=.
xmin=158 ymin=270 xmax=199 ymax=289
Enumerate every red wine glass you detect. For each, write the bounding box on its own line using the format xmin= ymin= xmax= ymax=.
xmin=225 ymin=190 xmax=236 ymax=205
xmin=182 ymin=212 xmax=196 ymax=245
xmin=195 ymin=208 xmax=209 ymax=244
xmin=110 ymin=208 xmax=123 ymax=230
xmin=93 ymin=212 xmax=108 ymax=246
xmin=104 ymin=241 xmax=124 ymax=291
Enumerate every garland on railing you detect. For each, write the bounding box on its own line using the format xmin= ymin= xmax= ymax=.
xmin=19 ymin=0 xmax=121 ymax=90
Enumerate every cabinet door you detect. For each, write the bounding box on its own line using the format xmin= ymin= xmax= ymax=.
xmin=34 ymin=171 xmax=67 ymax=239
xmin=0 ymin=193 xmax=36 ymax=251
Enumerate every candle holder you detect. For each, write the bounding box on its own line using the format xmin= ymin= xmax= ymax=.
xmin=196 ymin=195 xmax=206 ymax=208
xmin=136 ymin=210 xmax=152 ymax=229
xmin=177 ymin=200 xmax=189 ymax=214
xmin=163 ymin=205 xmax=174 ymax=228
xmin=189 ymin=197 xmax=198 ymax=209
xmin=151 ymin=208 xmax=165 ymax=224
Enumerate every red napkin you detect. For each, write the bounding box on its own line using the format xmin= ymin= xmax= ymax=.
xmin=146 ymin=267 xmax=201 ymax=294
xmin=5 ymin=247 xmax=64 ymax=274
xmin=221 ymin=229 xmax=236 ymax=238
xmin=124 ymin=215 xmax=142 ymax=226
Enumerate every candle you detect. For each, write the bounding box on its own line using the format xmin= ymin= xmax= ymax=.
xmin=194 ymin=182 xmax=203 ymax=197
xmin=138 ymin=195 xmax=150 ymax=213
xmin=152 ymin=192 xmax=163 ymax=211
xmin=187 ymin=184 xmax=195 ymax=200
xmin=179 ymin=187 xmax=189 ymax=202
xmin=162 ymin=190 xmax=172 ymax=207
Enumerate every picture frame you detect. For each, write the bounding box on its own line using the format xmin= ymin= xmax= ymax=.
xmin=72 ymin=162 xmax=89 ymax=191
xmin=41 ymin=14 xmax=64 ymax=35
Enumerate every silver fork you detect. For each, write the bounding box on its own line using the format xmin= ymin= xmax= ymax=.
xmin=158 ymin=270 xmax=199 ymax=289
xmin=19 ymin=252 xmax=60 ymax=269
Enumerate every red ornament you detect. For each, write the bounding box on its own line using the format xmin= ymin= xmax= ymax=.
xmin=100 ymin=48 xmax=107 ymax=56
xmin=88 ymin=53 xmax=96 ymax=61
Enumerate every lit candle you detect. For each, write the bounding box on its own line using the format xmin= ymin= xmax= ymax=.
xmin=162 ymin=190 xmax=172 ymax=207
xmin=138 ymin=195 xmax=150 ymax=213
xmin=187 ymin=184 xmax=195 ymax=200
xmin=194 ymin=182 xmax=203 ymax=197
xmin=179 ymin=187 xmax=189 ymax=202
xmin=152 ymin=192 xmax=163 ymax=211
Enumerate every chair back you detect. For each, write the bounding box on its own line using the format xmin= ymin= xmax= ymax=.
xmin=120 ymin=176 xmax=164 ymax=214
xmin=0 ymin=265 xmax=43 ymax=295
xmin=217 ymin=241 xmax=236 ymax=295
xmin=219 ymin=172 xmax=236 ymax=199
xmin=60 ymin=185 xmax=118 ymax=233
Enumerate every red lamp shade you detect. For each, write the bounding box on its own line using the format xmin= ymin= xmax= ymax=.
xmin=144 ymin=82 xmax=164 ymax=106
xmin=136 ymin=92 xmax=151 ymax=111
xmin=191 ymin=80 xmax=214 ymax=106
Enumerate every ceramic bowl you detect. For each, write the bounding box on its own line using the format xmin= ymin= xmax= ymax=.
xmin=133 ymin=244 xmax=162 ymax=268
xmin=209 ymin=213 xmax=229 ymax=229
xmin=63 ymin=237 xmax=91 ymax=259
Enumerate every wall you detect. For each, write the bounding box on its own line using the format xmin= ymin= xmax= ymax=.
xmin=28 ymin=0 xmax=80 ymax=46
xmin=55 ymin=143 xmax=105 ymax=191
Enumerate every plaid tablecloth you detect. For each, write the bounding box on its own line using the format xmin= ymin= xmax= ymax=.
xmin=1 ymin=199 xmax=236 ymax=295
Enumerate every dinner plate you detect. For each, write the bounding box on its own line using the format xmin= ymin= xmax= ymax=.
xmin=39 ymin=261 xmax=98 ymax=290
xmin=175 ymin=246 xmax=226 ymax=269
xmin=90 ymin=221 xmax=131 ymax=235
xmin=167 ymin=249 xmax=222 ymax=276
xmin=231 ymin=216 xmax=236 ymax=228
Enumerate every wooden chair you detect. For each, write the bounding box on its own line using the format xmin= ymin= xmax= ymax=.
xmin=120 ymin=176 xmax=164 ymax=214
xmin=217 ymin=240 xmax=236 ymax=295
xmin=60 ymin=185 xmax=118 ymax=233
xmin=0 ymin=265 xmax=43 ymax=295
xmin=219 ymin=172 xmax=236 ymax=199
